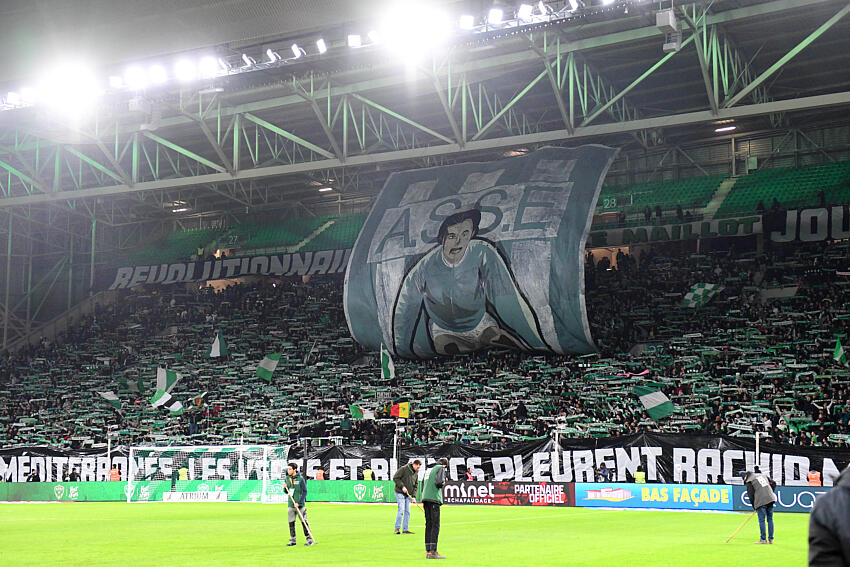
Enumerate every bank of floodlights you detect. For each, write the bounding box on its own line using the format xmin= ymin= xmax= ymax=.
xmin=1 ymin=1 xmax=646 ymax=113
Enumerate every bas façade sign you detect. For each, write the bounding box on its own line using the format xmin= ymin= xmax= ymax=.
xmin=588 ymin=205 xmax=850 ymax=247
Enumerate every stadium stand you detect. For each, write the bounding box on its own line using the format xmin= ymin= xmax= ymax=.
xmin=715 ymin=161 xmax=850 ymax=217
xmin=597 ymin=175 xmax=725 ymax=215
xmin=128 ymin=228 xmax=225 ymax=265
xmin=2 ymin=240 xmax=849 ymax=450
xmin=230 ymin=216 xmax=330 ymax=251
xmin=299 ymin=214 xmax=367 ymax=252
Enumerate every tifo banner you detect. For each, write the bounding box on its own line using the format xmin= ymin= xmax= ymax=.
xmin=732 ymin=485 xmax=833 ymax=513
xmin=0 ymin=446 xmax=131 ymax=482
xmin=4 ymin=434 xmax=849 ymax=486
xmin=574 ymin=482 xmax=733 ymax=510
xmin=443 ymin=480 xmax=573 ymax=506
xmin=589 ymin=217 xmax=761 ymax=248
xmin=344 ymin=145 xmax=619 ymax=359
xmin=589 ymin=205 xmax=850 ymax=248
xmin=104 ymin=249 xmax=351 ymax=290
xmin=288 ymin=434 xmax=850 ymax=486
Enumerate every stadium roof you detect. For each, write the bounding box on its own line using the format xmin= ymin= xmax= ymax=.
xmin=0 ymin=0 xmax=849 ymax=224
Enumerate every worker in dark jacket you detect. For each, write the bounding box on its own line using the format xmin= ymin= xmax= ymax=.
xmin=422 ymin=458 xmax=448 ymax=559
xmin=393 ymin=459 xmax=422 ymax=534
xmin=809 ymin=464 xmax=850 ymax=566
xmin=285 ymin=462 xmax=314 ymax=547
xmin=742 ymin=469 xmax=777 ymax=544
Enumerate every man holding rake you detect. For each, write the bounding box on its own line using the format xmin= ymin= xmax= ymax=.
xmin=285 ymin=462 xmax=315 ymax=547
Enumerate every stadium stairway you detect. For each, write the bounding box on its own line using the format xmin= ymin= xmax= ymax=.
xmin=703 ymin=177 xmax=738 ymax=219
xmin=289 ymin=218 xmax=336 ymax=252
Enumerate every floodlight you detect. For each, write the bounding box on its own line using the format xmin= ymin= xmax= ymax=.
xmin=460 ymin=14 xmax=475 ymax=29
xmin=539 ymin=1 xmax=549 ymax=13
xmin=174 ymin=59 xmax=197 ymax=82
xmin=518 ymin=4 xmax=533 ymax=20
xmin=316 ymin=38 xmax=328 ymax=54
xmin=318 ymin=187 xmax=333 ymax=192
xmin=488 ymin=8 xmax=503 ymax=24
xmin=266 ymin=48 xmax=280 ymax=62
xmin=108 ymin=75 xmax=124 ymax=89
xmin=125 ymin=66 xmax=148 ymax=90
xmin=36 ymin=60 xmax=102 ymax=115
xmin=5 ymin=91 xmax=21 ymax=106
xmin=241 ymin=53 xmax=256 ymax=67
xmin=715 ymin=126 xmax=736 ymax=133
xmin=148 ymin=65 xmax=167 ymax=84
xmin=291 ymin=44 xmax=303 ymax=59
xmin=218 ymin=58 xmax=231 ymax=72
xmin=601 ymin=0 xmax=614 ymax=5
xmin=348 ymin=34 xmax=362 ymax=48
xmin=567 ymin=0 xmax=579 ymax=11
xmin=199 ymin=56 xmax=219 ymax=78
xmin=171 ymin=207 xmax=190 ymax=213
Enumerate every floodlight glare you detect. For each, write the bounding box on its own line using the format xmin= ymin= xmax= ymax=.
xmin=715 ymin=125 xmax=736 ymax=133
xmin=199 ymin=56 xmax=219 ymax=78
xmin=368 ymin=30 xmax=381 ymax=43
xmin=174 ymin=59 xmax=197 ymax=82
xmin=460 ymin=14 xmax=475 ymax=29
xmin=108 ymin=75 xmax=124 ymax=89
xmin=148 ymin=65 xmax=167 ymax=84
xmin=125 ymin=66 xmax=148 ymax=90
xmin=378 ymin=3 xmax=452 ymax=66
xmin=36 ymin=60 xmax=102 ymax=115
xmin=348 ymin=34 xmax=362 ymax=48
xmin=291 ymin=44 xmax=303 ymax=59
xmin=488 ymin=8 xmax=503 ymax=24
xmin=316 ymin=38 xmax=328 ymax=54
xmin=518 ymin=4 xmax=534 ymax=20
xmin=5 ymin=91 xmax=21 ymax=106
xmin=19 ymin=87 xmax=35 ymax=104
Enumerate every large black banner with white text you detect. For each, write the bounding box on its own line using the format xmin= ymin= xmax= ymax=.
xmin=103 ymin=249 xmax=351 ymax=290
xmin=3 ymin=434 xmax=848 ymax=485
xmin=290 ymin=433 xmax=849 ymax=486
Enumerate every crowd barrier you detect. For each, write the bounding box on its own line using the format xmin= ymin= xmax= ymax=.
xmin=0 ymin=480 xmax=830 ymax=512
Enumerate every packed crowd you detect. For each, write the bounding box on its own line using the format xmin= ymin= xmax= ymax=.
xmin=1 ymin=238 xmax=850 ymax=451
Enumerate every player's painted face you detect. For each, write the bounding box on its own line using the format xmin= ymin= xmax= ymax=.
xmin=441 ymin=218 xmax=474 ymax=265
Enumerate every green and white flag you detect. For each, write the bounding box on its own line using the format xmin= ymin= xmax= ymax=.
xmin=682 ymin=283 xmax=724 ymax=308
xmin=381 ymin=344 xmax=395 ymax=379
xmin=633 ymin=386 xmax=675 ymax=420
xmin=97 ymin=391 xmax=121 ymax=409
xmin=149 ymin=389 xmax=184 ymax=415
xmin=349 ymin=404 xmax=375 ymax=420
xmin=156 ymin=367 xmax=182 ymax=393
xmin=209 ymin=332 xmax=228 ymax=358
xmin=834 ymin=338 xmax=847 ymax=366
xmin=256 ymin=354 xmax=281 ymax=382
xmin=119 ymin=376 xmax=144 ymax=393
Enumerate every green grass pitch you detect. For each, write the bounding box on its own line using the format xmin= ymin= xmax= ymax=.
xmin=0 ymin=503 xmax=810 ymax=566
